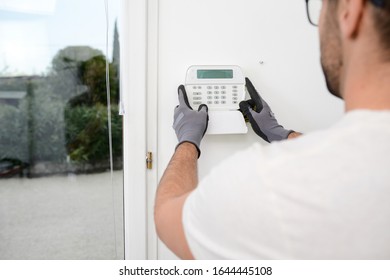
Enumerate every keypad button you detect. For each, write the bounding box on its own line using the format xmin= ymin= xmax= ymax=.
xmin=221 ymin=101 xmax=226 ymax=104
xmin=193 ymin=92 xmax=201 ymax=96
xmin=232 ymin=85 xmax=238 ymax=89
xmin=232 ymin=97 xmax=238 ymax=101
xmin=197 ymin=86 xmax=202 ymax=89
xmin=193 ymin=101 xmax=201 ymax=105
xmin=221 ymin=91 xmax=226 ymax=94
xmin=207 ymin=86 xmax=212 ymax=89
xmin=207 ymin=91 xmax=212 ymax=94
xmin=232 ymin=93 xmax=238 ymax=97
xmin=214 ymin=101 xmax=220 ymax=104
xmin=232 ymin=89 xmax=238 ymax=93
xmin=221 ymin=86 xmax=226 ymax=89
xmin=232 ymin=101 xmax=238 ymax=104
xmin=214 ymin=86 xmax=219 ymax=89
xmin=214 ymin=91 xmax=220 ymax=94
xmin=207 ymin=96 xmax=213 ymax=100
xmin=214 ymin=96 xmax=220 ymax=100
xmin=193 ymin=86 xmax=197 ymax=89
xmin=221 ymin=96 xmax=226 ymax=100
xmin=207 ymin=101 xmax=212 ymax=105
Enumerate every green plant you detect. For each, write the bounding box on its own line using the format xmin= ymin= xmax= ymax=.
xmin=64 ymin=104 xmax=122 ymax=163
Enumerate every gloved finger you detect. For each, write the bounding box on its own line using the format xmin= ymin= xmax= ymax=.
xmin=198 ymin=104 xmax=208 ymax=113
xmin=178 ymin=85 xmax=193 ymax=110
xmin=246 ymin=99 xmax=263 ymax=114
xmin=239 ymin=100 xmax=256 ymax=119
xmin=247 ymin=99 xmax=256 ymax=110
xmin=240 ymin=100 xmax=258 ymax=125
xmin=240 ymin=100 xmax=269 ymax=142
xmin=245 ymin=77 xmax=263 ymax=113
xmin=239 ymin=100 xmax=250 ymax=122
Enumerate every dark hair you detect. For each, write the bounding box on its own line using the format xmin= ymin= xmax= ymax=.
xmin=372 ymin=1 xmax=390 ymax=54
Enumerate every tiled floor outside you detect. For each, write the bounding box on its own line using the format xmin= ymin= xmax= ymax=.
xmin=0 ymin=171 xmax=124 ymax=260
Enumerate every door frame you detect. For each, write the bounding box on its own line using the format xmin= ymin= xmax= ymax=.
xmin=121 ymin=0 xmax=159 ymax=260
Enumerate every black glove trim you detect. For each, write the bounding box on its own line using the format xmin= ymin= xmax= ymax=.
xmin=176 ymin=141 xmax=201 ymax=158
xmin=198 ymin=104 xmax=209 ymax=138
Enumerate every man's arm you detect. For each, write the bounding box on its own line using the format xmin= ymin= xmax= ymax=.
xmin=154 ymin=81 xmax=300 ymax=259
xmin=154 ymin=143 xmax=198 ymax=259
xmin=154 ymin=86 xmax=208 ymax=259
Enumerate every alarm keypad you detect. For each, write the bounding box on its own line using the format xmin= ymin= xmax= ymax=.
xmin=187 ymin=84 xmax=244 ymax=110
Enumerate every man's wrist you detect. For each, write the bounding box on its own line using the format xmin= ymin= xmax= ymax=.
xmin=287 ymin=131 xmax=302 ymax=139
xmin=176 ymin=142 xmax=199 ymax=159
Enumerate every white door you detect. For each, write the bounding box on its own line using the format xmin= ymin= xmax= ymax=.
xmin=143 ymin=0 xmax=344 ymax=259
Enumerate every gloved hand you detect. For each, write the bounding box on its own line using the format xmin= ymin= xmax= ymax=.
xmin=173 ymin=85 xmax=209 ymax=157
xmin=239 ymin=78 xmax=293 ymax=142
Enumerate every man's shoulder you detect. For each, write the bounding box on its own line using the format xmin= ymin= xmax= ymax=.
xmin=223 ymin=110 xmax=390 ymax=186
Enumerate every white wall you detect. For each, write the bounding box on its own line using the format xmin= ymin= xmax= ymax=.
xmin=152 ymin=0 xmax=344 ymax=259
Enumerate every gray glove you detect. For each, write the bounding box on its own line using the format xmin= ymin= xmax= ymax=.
xmin=173 ymin=85 xmax=209 ymax=157
xmin=239 ymin=78 xmax=293 ymax=142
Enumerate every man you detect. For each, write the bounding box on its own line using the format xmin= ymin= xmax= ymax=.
xmin=154 ymin=0 xmax=390 ymax=259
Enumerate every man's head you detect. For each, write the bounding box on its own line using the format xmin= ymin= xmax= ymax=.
xmin=318 ymin=0 xmax=390 ymax=99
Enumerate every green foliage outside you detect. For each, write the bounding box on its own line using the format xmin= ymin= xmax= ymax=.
xmin=64 ymin=104 xmax=122 ymax=163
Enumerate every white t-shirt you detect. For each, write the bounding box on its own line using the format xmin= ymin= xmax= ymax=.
xmin=183 ymin=110 xmax=390 ymax=259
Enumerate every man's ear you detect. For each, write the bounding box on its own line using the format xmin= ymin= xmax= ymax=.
xmin=339 ymin=0 xmax=365 ymax=39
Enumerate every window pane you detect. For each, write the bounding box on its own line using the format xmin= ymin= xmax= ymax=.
xmin=0 ymin=0 xmax=123 ymax=259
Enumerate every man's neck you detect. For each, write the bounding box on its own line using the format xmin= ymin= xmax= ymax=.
xmin=343 ymin=57 xmax=390 ymax=112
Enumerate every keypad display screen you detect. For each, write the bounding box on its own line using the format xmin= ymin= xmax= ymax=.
xmin=197 ymin=69 xmax=233 ymax=79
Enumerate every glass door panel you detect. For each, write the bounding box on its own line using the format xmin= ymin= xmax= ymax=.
xmin=0 ymin=0 xmax=123 ymax=259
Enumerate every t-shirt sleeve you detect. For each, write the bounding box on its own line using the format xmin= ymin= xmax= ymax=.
xmin=182 ymin=143 xmax=289 ymax=259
